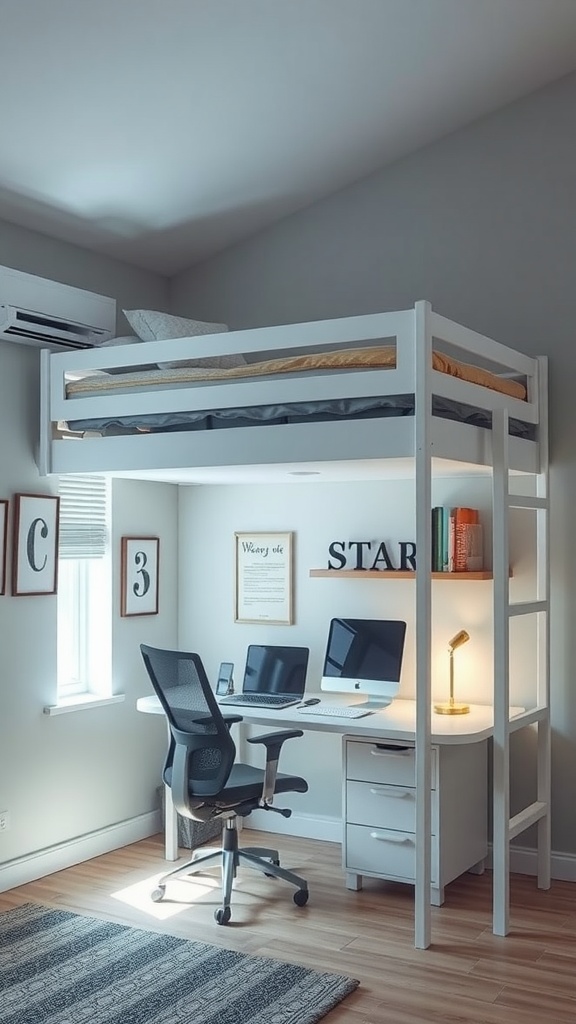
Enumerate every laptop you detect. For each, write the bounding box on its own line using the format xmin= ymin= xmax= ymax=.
xmin=219 ymin=644 xmax=309 ymax=709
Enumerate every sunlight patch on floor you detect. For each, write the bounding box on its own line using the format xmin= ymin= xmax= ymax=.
xmin=110 ymin=871 xmax=220 ymax=920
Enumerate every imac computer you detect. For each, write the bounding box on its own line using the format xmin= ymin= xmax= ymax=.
xmin=320 ymin=617 xmax=407 ymax=708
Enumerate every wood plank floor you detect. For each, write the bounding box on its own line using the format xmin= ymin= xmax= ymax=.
xmin=2 ymin=831 xmax=575 ymax=1023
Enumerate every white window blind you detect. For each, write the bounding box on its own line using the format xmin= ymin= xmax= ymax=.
xmin=58 ymin=475 xmax=108 ymax=559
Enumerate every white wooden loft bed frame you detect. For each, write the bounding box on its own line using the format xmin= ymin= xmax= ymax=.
xmin=38 ymin=300 xmax=550 ymax=949
xmin=39 ymin=300 xmax=541 ymax=479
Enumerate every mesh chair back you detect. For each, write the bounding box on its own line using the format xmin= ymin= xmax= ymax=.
xmin=140 ymin=645 xmax=236 ymax=797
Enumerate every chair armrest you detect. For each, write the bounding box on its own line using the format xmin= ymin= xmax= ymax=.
xmin=246 ymin=729 xmax=304 ymax=805
xmin=221 ymin=714 xmax=243 ymax=728
xmin=188 ymin=713 xmax=243 ymax=728
xmin=247 ymin=729 xmax=303 ymax=761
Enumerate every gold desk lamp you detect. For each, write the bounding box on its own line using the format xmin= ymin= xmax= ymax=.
xmin=434 ymin=629 xmax=470 ymax=715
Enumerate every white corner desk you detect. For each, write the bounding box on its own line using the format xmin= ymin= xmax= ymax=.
xmin=136 ymin=694 xmax=524 ymax=908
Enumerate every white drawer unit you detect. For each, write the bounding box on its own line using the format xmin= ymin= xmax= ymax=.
xmin=343 ymin=737 xmax=488 ymax=905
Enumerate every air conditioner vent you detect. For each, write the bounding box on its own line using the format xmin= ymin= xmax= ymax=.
xmin=16 ymin=310 xmax=95 ymax=336
xmin=2 ymin=324 xmax=94 ymax=349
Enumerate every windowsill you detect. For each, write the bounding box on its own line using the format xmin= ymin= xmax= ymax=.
xmin=43 ymin=694 xmax=126 ymax=716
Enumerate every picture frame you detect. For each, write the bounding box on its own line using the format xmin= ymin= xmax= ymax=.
xmin=121 ymin=536 xmax=159 ymax=616
xmin=0 ymin=500 xmax=8 ymax=596
xmin=234 ymin=531 xmax=293 ymax=625
xmin=12 ymin=493 xmax=59 ymax=596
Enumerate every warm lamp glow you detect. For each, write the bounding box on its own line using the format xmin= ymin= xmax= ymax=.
xmin=434 ymin=629 xmax=471 ymax=715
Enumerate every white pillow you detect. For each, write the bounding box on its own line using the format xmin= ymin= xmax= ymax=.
xmin=98 ymin=334 xmax=155 ymax=374
xmin=123 ymin=309 xmax=245 ymax=370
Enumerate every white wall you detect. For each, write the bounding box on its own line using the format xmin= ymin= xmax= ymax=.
xmin=171 ymin=72 xmax=576 ymax=859
xmin=0 ymin=224 xmax=178 ymax=880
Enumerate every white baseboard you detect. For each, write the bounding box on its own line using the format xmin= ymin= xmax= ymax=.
xmin=0 ymin=810 xmax=161 ymax=893
xmin=508 ymin=845 xmax=576 ymax=883
xmin=3 ymin=809 xmax=575 ymax=892
xmin=245 ymin=809 xmax=343 ymax=843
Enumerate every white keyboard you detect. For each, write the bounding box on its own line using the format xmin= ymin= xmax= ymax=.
xmin=297 ymin=704 xmax=373 ymax=719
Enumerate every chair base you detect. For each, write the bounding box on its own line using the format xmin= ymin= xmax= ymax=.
xmin=152 ymin=817 xmax=309 ymax=924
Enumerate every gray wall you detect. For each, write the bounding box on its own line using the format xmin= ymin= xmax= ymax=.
xmin=0 ymin=223 xmax=177 ymax=867
xmin=171 ymin=71 xmax=576 ymax=859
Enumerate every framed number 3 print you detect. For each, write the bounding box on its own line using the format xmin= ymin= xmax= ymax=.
xmin=121 ymin=537 xmax=159 ymax=616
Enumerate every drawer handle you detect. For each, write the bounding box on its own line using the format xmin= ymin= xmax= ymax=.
xmin=370 ymin=747 xmax=412 ymax=757
xmin=369 ymin=786 xmax=412 ymax=798
xmin=370 ymin=831 xmax=412 ymax=844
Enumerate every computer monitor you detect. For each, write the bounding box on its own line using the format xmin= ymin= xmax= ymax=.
xmin=320 ymin=618 xmax=407 ymax=708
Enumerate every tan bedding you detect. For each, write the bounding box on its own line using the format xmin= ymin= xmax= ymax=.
xmin=66 ymin=345 xmax=527 ymax=401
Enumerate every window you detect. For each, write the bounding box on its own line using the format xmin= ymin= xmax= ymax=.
xmin=57 ymin=475 xmax=111 ymax=701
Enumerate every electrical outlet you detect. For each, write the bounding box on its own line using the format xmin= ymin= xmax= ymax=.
xmin=0 ymin=811 xmax=10 ymax=832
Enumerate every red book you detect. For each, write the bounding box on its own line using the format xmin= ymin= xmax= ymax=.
xmin=451 ymin=507 xmax=481 ymax=572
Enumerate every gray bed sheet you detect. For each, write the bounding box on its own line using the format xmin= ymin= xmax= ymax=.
xmin=65 ymin=394 xmax=535 ymax=439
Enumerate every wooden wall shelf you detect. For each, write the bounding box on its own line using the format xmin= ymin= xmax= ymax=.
xmin=309 ymin=569 xmax=497 ymax=580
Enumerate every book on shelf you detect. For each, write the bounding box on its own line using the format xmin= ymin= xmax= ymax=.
xmin=441 ymin=507 xmax=449 ymax=572
xmin=450 ymin=507 xmax=483 ymax=572
xmin=431 ymin=506 xmax=450 ymax=572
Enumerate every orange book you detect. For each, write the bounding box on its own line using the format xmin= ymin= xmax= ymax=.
xmin=451 ymin=507 xmax=480 ymax=572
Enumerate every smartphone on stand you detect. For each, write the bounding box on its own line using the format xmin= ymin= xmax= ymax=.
xmin=216 ymin=661 xmax=234 ymax=696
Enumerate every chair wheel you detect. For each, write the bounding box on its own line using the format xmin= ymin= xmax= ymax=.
xmin=151 ymin=887 xmax=165 ymax=903
xmin=215 ymin=906 xmax=231 ymax=925
xmin=264 ymin=858 xmax=280 ymax=877
xmin=293 ymin=888 xmax=309 ymax=907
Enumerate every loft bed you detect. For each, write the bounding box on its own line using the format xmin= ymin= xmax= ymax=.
xmin=39 ymin=302 xmax=541 ymax=479
xmin=38 ymin=300 xmax=550 ymax=950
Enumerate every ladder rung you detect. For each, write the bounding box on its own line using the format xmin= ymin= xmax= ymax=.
xmin=509 ymin=801 xmax=548 ymax=840
xmin=508 ymin=600 xmax=548 ymax=618
xmin=508 ymin=496 xmax=548 ymax=510
xmin=509 ymin=707 xmax=549 ymax=732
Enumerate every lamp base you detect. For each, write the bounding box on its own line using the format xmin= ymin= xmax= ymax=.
xmin=434 ymin=700 xmax=470 ymax=716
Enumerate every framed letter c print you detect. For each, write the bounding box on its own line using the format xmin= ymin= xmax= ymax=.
xmin=13 ymin=493 xmax=59 ymax=596
xmin=121 ymin=537 xmax=159 ymax=616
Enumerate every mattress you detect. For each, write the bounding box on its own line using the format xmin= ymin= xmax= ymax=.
xmin=65 ymin=344 xmax=527 ymax=399
xmin=62 ymin=344 xmax=532 ymax=438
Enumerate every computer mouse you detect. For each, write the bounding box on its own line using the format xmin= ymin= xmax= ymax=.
xmin=300 ymin=698 xmax=321 ymax=706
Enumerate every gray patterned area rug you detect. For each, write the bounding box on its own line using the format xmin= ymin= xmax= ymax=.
xmin=0 ymin=904 xmax=359 ymax=1024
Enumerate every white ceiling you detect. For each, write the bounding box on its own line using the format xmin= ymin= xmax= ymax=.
xmin=3 ymin=0 xmax=576 ymax=276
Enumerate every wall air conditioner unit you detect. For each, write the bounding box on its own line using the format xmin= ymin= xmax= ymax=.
xmin=0 ymin=265 xmax=116 ymax=350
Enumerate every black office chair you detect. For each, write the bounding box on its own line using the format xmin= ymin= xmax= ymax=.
xmin=140 ymin=644 xmax=310 ymax=924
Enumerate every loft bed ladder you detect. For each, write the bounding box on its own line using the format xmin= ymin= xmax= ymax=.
xmin=414 ymin=305 xmax=550 ymax=949
xmin=491 ymin=355 xmax=551 ymax=936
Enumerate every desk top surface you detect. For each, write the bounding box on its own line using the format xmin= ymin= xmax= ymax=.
xmin=136 ymin=693 xmax=525 ymax=745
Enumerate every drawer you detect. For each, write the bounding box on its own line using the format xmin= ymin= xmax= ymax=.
xmin=346 ymin=780 xmax=438 ymax=833
xmin=345 ymin=740 xmax=437 ymax=789
xmin=345 ymin=823 xmax=438 ymax=884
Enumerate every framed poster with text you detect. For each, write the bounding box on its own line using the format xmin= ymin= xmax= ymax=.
xmin=121 ymin=536 xmax=159 ymax=616
xmin=234 ymin=531 xmax=293 ymax=625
